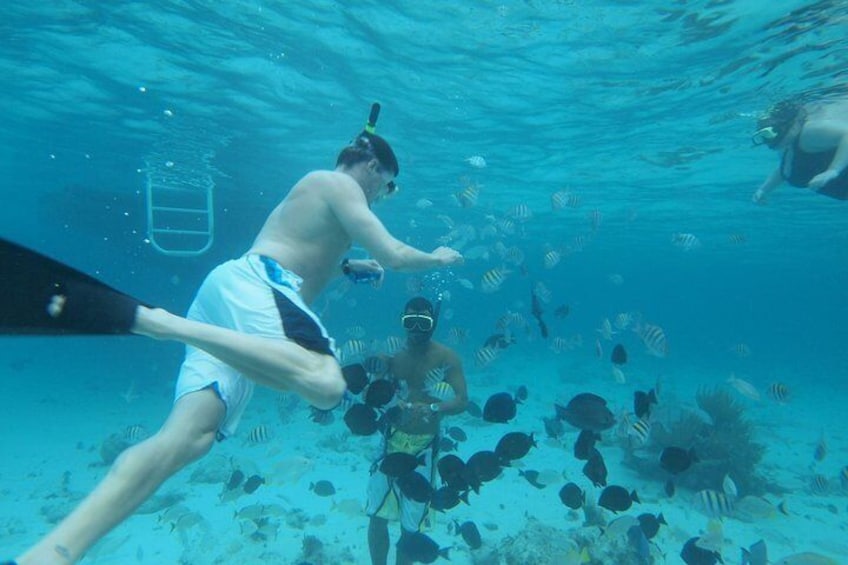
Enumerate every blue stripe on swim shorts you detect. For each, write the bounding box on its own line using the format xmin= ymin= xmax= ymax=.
xmin=261 ymin=256 xmax=296 ymax=289
xmin=260 ymin=256 xmax=333 ymax=356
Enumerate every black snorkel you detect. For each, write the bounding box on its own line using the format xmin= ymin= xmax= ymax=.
xmin=365 ymin=102 xmax=380 ymax=134
xmin=432 ymin=295 xmax=443 ymax=334
xmin=355 ymin=102 xmax=398 ymax=194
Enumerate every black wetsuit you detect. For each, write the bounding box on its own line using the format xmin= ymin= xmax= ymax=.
xmin=782 ymin=137 xmax=848 ymax=200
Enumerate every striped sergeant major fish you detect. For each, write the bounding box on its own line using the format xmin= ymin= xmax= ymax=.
xmin=634 ymin=323 xmax=668 ymax=358
xmin=246 ymin=425 xmax=272 ymax=445
xmin=474 ymin=346 xmax=499 ymax=368
xmin=626 ymin=416 xmax=651 ymax=447
xmin=480 ymin=266 xmax=510 ymax=293
xmin=694 ymin=489 xmax=734 ymax=518
xmin=768 ymin=382 xmax=790 ymax=404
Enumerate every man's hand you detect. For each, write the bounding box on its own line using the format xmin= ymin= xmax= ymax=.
xmin=432 ymin=246 xmax=463 ymax=266
xmin=400 ymin=401 xmax=437 ymax=422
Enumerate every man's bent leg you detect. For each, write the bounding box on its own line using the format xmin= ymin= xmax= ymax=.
xmin=368 ymin=517 xmax=390 ymax=565
xmin=134 ymin=307 xmax=345 ymax=409
xmin=15 ymin=389 xmax=225 ymax=565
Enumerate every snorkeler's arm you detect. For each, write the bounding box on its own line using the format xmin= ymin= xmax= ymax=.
xmin=828 ymin=134 xmax=848 ymax=174
xmin=330 ymin=180 xmax=461 ymax=271
xmin=436 ymin=349 xmax=468 ymax=415
xmin=813 ymin=134 xmax=848 ymax=189
xmin=803 ymin=121 xmax=848 ymax=189
xmin=752 ymin=167 xmax=783 ymax=203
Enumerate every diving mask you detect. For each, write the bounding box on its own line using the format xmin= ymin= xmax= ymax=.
xmin=751 ymin=126 xmax=780 ymax=147
xmin=402 ymin=313 xmax=434 ymax=332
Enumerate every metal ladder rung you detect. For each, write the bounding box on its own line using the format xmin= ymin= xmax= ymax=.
xmin=151 ymin=205 xmax=211 ymax=214
xmin=147 ymin=184 xmax=204 ymax=194
xmin=150 ymin=228 xmax=211 ymax=236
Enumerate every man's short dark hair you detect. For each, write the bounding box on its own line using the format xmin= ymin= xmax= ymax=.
xmin=404 ymin=296 xmax=433 ymax=314
xmin=336 ymin=132 xmax=399 ymax=177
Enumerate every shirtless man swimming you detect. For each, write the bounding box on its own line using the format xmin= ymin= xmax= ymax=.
xmin=10 ymin=131 xmax=462 ymax=565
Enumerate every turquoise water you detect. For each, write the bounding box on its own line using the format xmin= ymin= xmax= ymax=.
xmin=2 ymin=2 xmax=847 ymax=564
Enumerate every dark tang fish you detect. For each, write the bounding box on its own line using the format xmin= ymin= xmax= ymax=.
xmin=558 ymin=482 xmax=585 ymax=509
xmin=243 ymin=474 xmax=265 ymax=494
xmin=556 ymin=392 xmax=615 ymax=432
xmin=380 ymin=452 xmax=425 ymax=477
xmin=397 ymin=531 xmax=450 ymax=564
xmin=634 ymin=389 xmax=658 ymax=419
xmin=342 ymin=363 xmax=369 ymax=395
xmin=659 ymin=446 xmax=698 ymax=475
xmin=344 ymin=403 xmax=380 ymax=436
xmin=680 ymin=536 xmax=722 ymax=565
xmin=610 ymin=344 xmax=627 ymax=365
xmin=365 ymin=379 xmax=396 ymax=408
xmin=225 ymin=470 xmax=245 ymax=491
xmin=483 ymin=392 xmax=517 ymax=423
xmin=582 ymin=448 xmax=607 ymax=487
xmin=598 ymin=485 xmax=640 ymax=512
xmin=637 ymin=512 xmax=667 ymax=539
xmin=396 ymin=471 xmax=432 ymax=503
xmin=573 ymin=429 xmax=600 ymax=461
xmin=310 ymin=480 xmax=336 ymax=496
xmin=495 ymin=432 xmax=537 ymax=463
xmin=437 ymin=454 xmax=471 ymax=492
xmin=467 ymin=450 xmax=502 ymax=484
xmin=455 ymin=520 xmax=482 ymax=549
xmin=430 ymin=486 xmax=467 ymax=511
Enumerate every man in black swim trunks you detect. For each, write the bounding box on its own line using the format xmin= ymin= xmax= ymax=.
xmin=752 ymin=97 xmax=848 ymax=203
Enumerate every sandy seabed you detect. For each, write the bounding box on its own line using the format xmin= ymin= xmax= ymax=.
xmin=1 ymin=339 xmax=846 ymax=564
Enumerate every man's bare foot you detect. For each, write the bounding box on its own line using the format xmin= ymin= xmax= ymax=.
xmin=130 ymin=306 xmax=177 ymax=339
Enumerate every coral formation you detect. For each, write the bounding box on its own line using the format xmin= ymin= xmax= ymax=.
xmin=291 ymin=533 xmax=356 ymax=564
xmin=497 ymin=517 xmax=653 ymax=565
xmin=631 ymin=386 xmax=767 ymax=494
xmin=298 ymin=535 xmax=324 ymax=563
